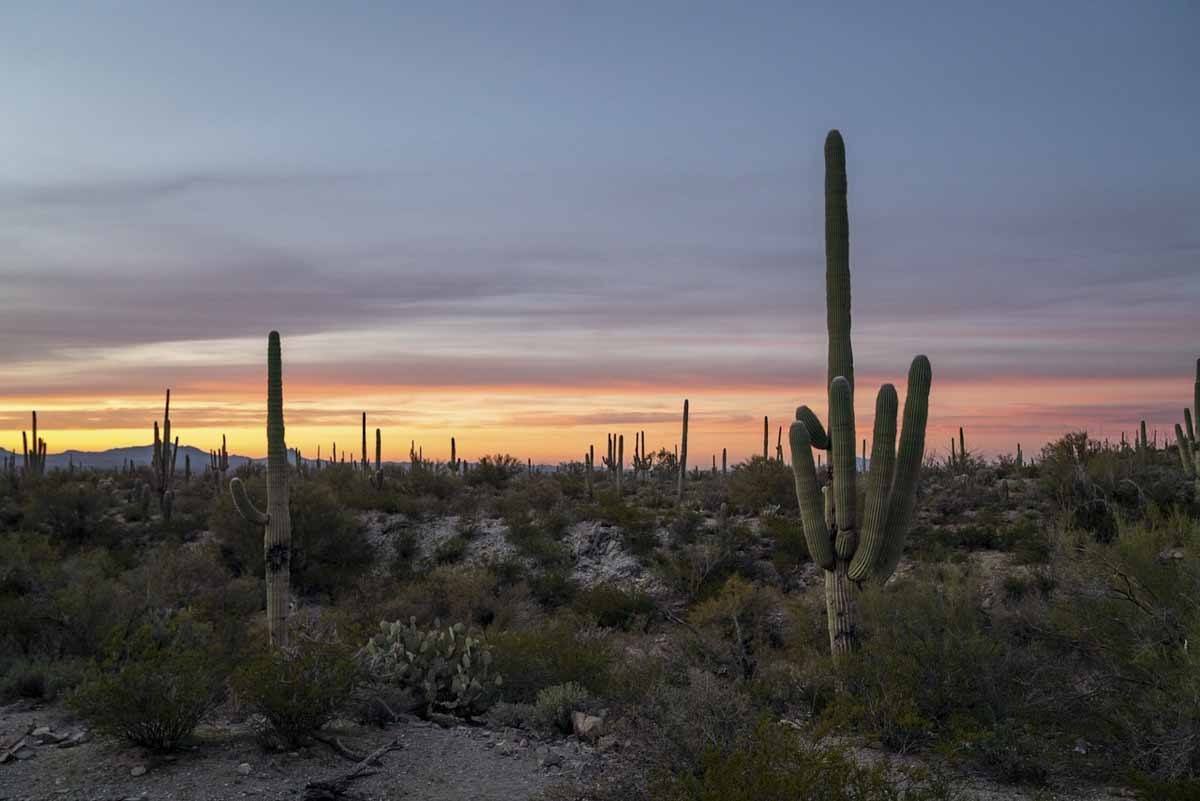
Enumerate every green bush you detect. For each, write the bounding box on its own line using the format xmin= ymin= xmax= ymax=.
xmin=572 ymin=585 xmax=655 ymax=631
xmin=726 ymin=457 xmax=796 ymax=514
xmin=0 ymin=657 xmax=86 ymax=703
xmin=532 ymin=681 xmax=592 ymax=734
xmin=70 ymin=616 xmax=225 ymax=751
xmin=656 ymin=720 xmax=956 ymax=801
xmin=213 ymin=478 xmax=374 ymax=598
xmin=27 ymin=479 xmax=112 ymax=545
xmin=490 ymin=617 xmax=613 ymax=703
xmin=233 ymin=637 xmax=359 ymax=747
xmin=827 ymin=574 xmax=1011 ymax=754
xmin=360 ymin=618 xmax=502 ymax=717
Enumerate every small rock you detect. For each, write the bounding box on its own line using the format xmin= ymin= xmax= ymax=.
xmin=539 ymin=750 xmax=564 ymax=768
xmin=130 ymin=765 xmax=147 ymax=777
xmin=495 ymin=740 xmax=513 ymax=756
xmin=238 ymin=762 xmax=253 ymax=775
xmin=14 ymin=747 xmax=36 ymax=761
xmin=58 ymin=731 xmax=90 ymax=748
xmin=571 ymin=711 xmax=604 ymax=741
xmin=597 ymin=734 xmax=620 ymax=753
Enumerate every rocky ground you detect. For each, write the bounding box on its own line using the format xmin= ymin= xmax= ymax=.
xmin=0 ymin=698 xmax=1137 ymax=801
xmin=0 ymin=701 xmax=618 ymax=801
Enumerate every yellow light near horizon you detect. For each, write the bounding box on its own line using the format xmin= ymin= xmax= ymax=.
xmin=1 ymin=373 xmax=1191 ymax=462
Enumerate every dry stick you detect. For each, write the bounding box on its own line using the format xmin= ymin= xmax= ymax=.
xmin=304 ymin=737 xmax=404 ymax=800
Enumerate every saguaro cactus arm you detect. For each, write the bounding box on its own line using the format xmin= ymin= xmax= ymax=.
xmin=230 ymin=477 xmax=270 ymax=524
xmin=789 ymin=421 xmax=835 ymax=570
xmin=871 ymin=355 xmax=932 ymax=581
xmin=848 ymin=384 xmax=898 ymax=578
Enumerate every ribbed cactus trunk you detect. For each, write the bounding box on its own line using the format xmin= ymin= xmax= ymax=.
xmin=617 ymin=435 xmax=624 ymax=493
xmin=790 ymin=131 xmax=932 ymax=662
xmin=230 ymin=332 xmax=291 ymax=648
xmin=677 ymin=399 xmax=689 ymax=502
xmin=722 ymin=447 xmax=727 ymax=475
xmin=763 ymin=416 xmax=769 ymax=460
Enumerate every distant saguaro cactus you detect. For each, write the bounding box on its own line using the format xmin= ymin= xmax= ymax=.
xmin=151 ymin=390 xmax=179 ymax=521
xmin=1175 ymin=358 xmax=1199 ymax=490
xmin=229 ymin=331 xmax=292 ymax=648
xmin=22 ymin=412 xmax=47 ymax=479
xmin=789 ymin=131 xmax=932 ymax=659
xmin=677 ymin=399 xmax=689 ymax=502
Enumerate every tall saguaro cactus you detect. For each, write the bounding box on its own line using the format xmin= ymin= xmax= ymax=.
xmin=151 ymin=390 xmax=180 ymax=521
xmin=789 ymin=131 xmax=932 ymax=658
xmin=230 ymin=332 xmax=292 ymax=648
xmin=1175 ymin=357 xmax=1200 ymax=491
xmin=677 ymin=399 xmax=689 ymax=502
xmin=22 ymin=412 xmax=47 ymax=479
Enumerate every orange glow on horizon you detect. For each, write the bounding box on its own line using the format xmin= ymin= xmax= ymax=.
xmin=1 ymin=373 xmax=1191 ymax=463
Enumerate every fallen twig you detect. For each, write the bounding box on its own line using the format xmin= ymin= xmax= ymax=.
xmin=304 ymin=737 xmax=403 ymax=801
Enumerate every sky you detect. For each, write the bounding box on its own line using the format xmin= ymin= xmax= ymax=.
xmin=1 ymin=1 xmax=1197 ymax=463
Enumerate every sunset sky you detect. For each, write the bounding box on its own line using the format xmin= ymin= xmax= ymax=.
xmin=2 ymin=2 xmax=1197 ymax=463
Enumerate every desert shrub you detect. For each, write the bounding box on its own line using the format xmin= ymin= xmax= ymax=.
xmin=0 ymin=657 xmax=86 ymax=702
xmin=70 ymin=615 xmax=225 ymax=751
xmin=761 ymin=512 xmax=809 ymax=572
xmin=655 ymin=719 xmax=956 ymax=801
xmin=528 ymin=567 xmax=579 ymax=608
xmin=532 ymin=681 xmax=593 ymax=734
xmin=572 ymin=584 xmax=655 ymax=631
xmin=360 ymin=618 xmax=502 ymax=717
xmin=352 ymin=566 xmax=534 ymax=632
xmin=488 ymin=700 xmax=535 ymax=730
xmin=828 ymin=574 xmax=1012 ymax=754
xmin=688 ymin=576 xmax=788 ymax=679
xmin=213 ymin=478 xmax=373 ymax=598
xmin=467 ymin=454 xmax=523 ymax=490
xmin=1038 ymin=511 xmax=1200 ymax=780
xmin=626 ymin=668 xmax=755 ymax=780
xmin=726 ymin=457 xmax=796 ymax=514
xmin=490 ymin=616 xmax=613 ymax=702
xmin=594 ymin=492 xmax=657 ymax=556
xmin=434 ymin=534 xmax=469 ymax=564
xmin=233 ymin=636 xmax=359 ymax=747
xmin=26 ymin=479 xmax=112 ymax=545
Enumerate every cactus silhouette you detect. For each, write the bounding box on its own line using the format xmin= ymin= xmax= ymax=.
xmin=229 ymin=331 xmax=292 ymax=648
xmin=789 ymin=131 xmax=932 ymax=658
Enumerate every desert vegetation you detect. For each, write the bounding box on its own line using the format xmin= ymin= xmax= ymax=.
xmin=2 ymin=132 xmax=1198 ymax=801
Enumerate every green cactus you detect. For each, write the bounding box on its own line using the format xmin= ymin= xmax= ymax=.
xmin=230 ymin=331 xmax=292 ymax=648
xmin=150 ymin=390 xmax=179 ymax=522
xmin=677 ymin=399 xmax=689 ymax=502
xmin=360 ymin=618 xmax=502 ymax=717
xmin=371 ymin=427 xmax=384 ymax=489
xmin=789 ymin=131 xmax=933 ymax=658
xmin=1176 ymin=358 xmax=1200 ymax=490
xmin=448 ymin=437 xmax=461 ymax=474
xmin=21 ymin=411 xmax=47 ymax=479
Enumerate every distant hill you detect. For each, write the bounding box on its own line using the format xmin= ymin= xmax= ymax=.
xmin=0 ymin=444 xmax=258 ymax=471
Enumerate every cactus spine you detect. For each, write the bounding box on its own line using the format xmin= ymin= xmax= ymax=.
xmin=789 ymin=131 xmax=932 ymax=659
xmin=677 ymin=399 xmax=689 ymax=502
xmin=229 ymin=331 xmax=292 ymax=648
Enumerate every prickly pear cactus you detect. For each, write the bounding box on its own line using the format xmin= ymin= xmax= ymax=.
xmin=360 ymin=618 xmax=502 ymax=717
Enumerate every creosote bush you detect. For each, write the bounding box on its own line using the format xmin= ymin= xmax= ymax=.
xmin=70 ymin=615 xmax=225 ymax=751
xmin=233 ymin=635 xmax=359 ymax=747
